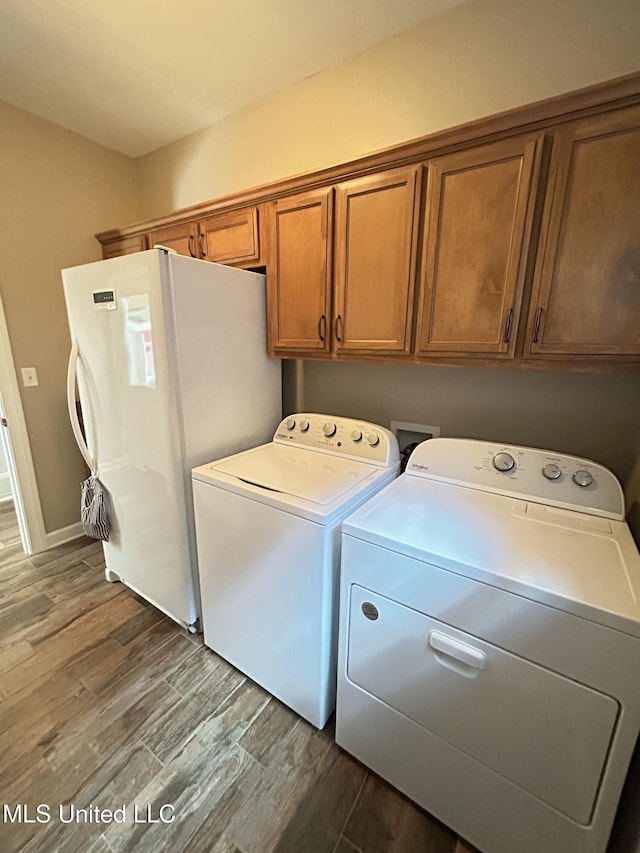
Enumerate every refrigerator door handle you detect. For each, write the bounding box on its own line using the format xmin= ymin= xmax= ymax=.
xmin=67 ymin=339 xmax=96 ymax=474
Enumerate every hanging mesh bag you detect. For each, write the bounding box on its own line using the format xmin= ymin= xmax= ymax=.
xmin=80 ymin=474 xmax=111 ymax=541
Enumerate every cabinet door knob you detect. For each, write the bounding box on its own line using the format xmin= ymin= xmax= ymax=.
xmin=318 ymin=315 xmax=326 ymax=342
xmin=503 ymin=308 xmax=514 ymax=343
xmin=532 ymin=307 xmax=544 ymax=343
xmin=199 ymin=231 xmax=207 ymax=258
xmin=335 ymin=315 xmax=343 ymax=343
xmin=188 ymin=234 xmax=196 ymax=258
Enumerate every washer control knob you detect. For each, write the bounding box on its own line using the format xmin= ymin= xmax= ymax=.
xmin=573 ymin=469 xmax=593 ymax=488
xmin=493 ymin=452 xmax=515 ymax=473
xmin=299 ymin=419 xmax=310 ymax=432
xmin=323 ymin=422 xmax=337 ymax=437
xmin=286 ymin=418 xmax=296 ymax=431
xmin=367 ymin=433 xmax=380 ymax=447
xmin=542 ymin=463 xmax=561 ymax=481
xmin=351 ymin=429 xmax=363 ymax=442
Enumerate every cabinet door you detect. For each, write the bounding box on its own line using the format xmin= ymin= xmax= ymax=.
xmin=525 ymin=106 xmax=640 ymax=358
xmin=147 ymin=221 xmax=198 ymax=258
xmin=268 ymin=189 xmax=333 ymax=354
xmin=199 ymin=207 xmax=260 ymax=265
xmin=416 ymin=135 xmax=543 ymax=358
xmin=334 ymin=167 xmax=420 ymax=355
xmin=102 ymin=234 xmax=147 ymax=259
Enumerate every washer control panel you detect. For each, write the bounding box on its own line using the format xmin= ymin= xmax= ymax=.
xmin=407 ymin=438 xmax=624 ymax=520
xmin=274 ymin=413 xmax=399 ymax=468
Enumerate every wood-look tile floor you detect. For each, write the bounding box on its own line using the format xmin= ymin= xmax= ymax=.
xmin=0 ymin=503 xmax=472 ymax=853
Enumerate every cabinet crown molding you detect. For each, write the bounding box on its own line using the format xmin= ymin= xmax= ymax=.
xmin=97 ymin=72 xmax=640 ymax=245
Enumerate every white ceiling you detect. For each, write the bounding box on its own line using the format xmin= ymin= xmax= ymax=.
xmin=0 ymin=0 xmax=464 ymax=158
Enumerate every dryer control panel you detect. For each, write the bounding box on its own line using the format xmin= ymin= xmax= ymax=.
xmin=274 ymin=413 xmax=399 ymax=468
xmin=406 ymin=438 xmax=624 ymax=520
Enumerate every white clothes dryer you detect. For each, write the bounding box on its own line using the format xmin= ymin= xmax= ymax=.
xmin=336 ymin=438 xmax=640 ymax=853
xmin=192 ymin=413 xmax=399 ymax=728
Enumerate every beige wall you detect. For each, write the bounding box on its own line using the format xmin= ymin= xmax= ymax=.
xmin=5 ymin=0 xmax=638 ymax=537
xmin=626 ymin=433 xmax=640 ymax=546
xmin=303 ymin=361 xmax=640 ymax=484
xmin=136 ymin=0 xmax=640 ymax=216
xmin=133 ymin=0 xmax=640 ymax=504
xmin=0 ymin=100 xmax=141 ymax=533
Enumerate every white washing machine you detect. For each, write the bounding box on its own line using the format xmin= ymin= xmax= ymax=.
xmin=192 ymin=413 xmax=399 ymax=729
xmin=336 ymin=438 xmax=640 ymax=853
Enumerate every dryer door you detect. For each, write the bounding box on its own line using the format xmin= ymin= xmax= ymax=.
xmin=346 ymin=584 xmax=619 ymax=824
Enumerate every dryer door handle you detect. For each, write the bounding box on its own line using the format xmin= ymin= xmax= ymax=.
xmin=428 ymin=630 xmax=487 ymax=671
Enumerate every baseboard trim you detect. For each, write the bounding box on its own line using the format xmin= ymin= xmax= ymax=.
xmin=45 ymin=521 xmax=85 ymax=549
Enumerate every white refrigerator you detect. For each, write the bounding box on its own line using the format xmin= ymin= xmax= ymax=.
xmin=62 ymin=248 xmax=282 ymax=631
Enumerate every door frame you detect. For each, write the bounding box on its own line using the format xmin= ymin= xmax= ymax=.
xmin=0 ymin=291 xmax=47 ymax=554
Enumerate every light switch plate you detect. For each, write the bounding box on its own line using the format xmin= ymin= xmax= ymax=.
xmin=21 ymin=367 xmax=39 ymax=387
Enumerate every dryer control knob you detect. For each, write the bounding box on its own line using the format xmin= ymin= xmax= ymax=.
xmin=367 ymin=433 xmax=380 ymax=447
xmin=351 ymin=430 xmax=363 ymax=442
xmin=493 ymin=452 xmax=515 ymax=472
xmin=323 ymin=422 xmax=337 ymax=437
xmin=286 ymin=418 xmax=296 ymax=431
xmin=542 ymin=463 xmax=561 ymax=481
xmin=299 ymin=419 xmax=310 ymax=432
xmin=573 ymin=469 xmax=593 ymax=488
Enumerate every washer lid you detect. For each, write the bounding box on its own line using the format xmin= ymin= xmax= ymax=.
xmin=343 ymin=475 xmax=640 ymax=636
xmin=207 ymin=443 xmax=378 ymax=504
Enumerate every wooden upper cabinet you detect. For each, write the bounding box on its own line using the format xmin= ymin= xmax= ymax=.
xmin=199 ymin=207 xmax=260 ymax=265
xmin=268 ymin=189 xmax=333 ymax=353
xmin=416 ymin=135 xmax=543 ymax=358
xmin=102 ymin=234 xmax=147 ymax=259
xmin=147 ymin=221 xmax=197 ymax=258
xmin=333 ymin=166 xmax=421 ymax=355
xmin=95 ymin=78 xmax=640 ymax=371
xmin=524 ymin=106 xmax=640 ymax=359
